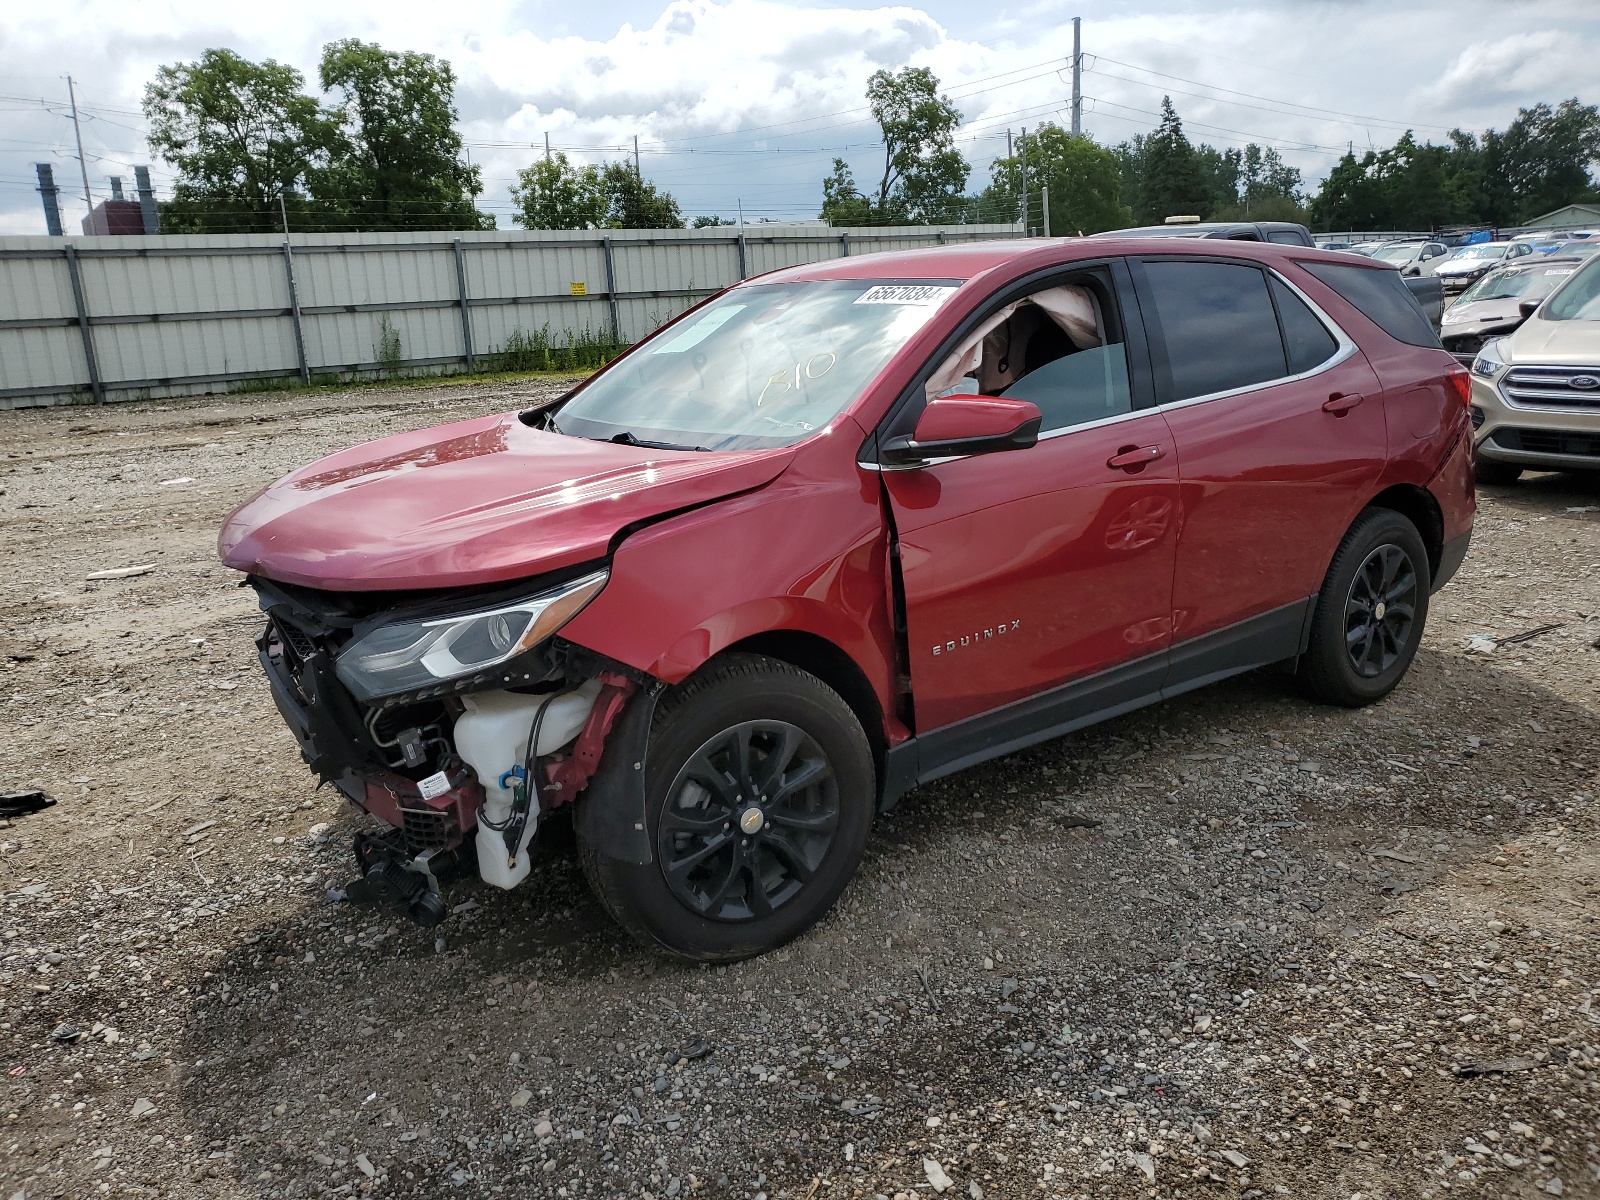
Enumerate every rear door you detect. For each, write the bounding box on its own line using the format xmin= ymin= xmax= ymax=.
xmin=881 ymin=261 xmax=1180 ymax=738
xmin=1132 ymin=256 xmax=1385 ymax=663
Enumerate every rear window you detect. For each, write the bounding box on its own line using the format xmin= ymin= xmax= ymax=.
xmin=1298 ymin=261 xmax=1440 ymax=348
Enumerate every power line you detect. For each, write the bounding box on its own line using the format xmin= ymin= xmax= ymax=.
xmin=1088 ymin=55 xmax=1455 ymax=133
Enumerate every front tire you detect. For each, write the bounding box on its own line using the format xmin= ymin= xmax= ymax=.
xmin=578 ymin=654 xmax=874 ymax=962
xmin=1473 ymin=457 xmax=1522 ymax=486
xmin=1299 ymin=508 xmax=1431 ymax=708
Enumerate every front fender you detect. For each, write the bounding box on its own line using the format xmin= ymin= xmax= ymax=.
xmin=558 ymin=418 xmax=898 ymax=726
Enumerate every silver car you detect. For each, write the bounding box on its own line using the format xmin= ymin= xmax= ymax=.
xmin=1469 ymin=253 xmax=1600 ymax=483
xmin=1368 ymin=240 xmax=1450 ymax=278
xmin=1435 ymin=241 xmax=1533 ymax=292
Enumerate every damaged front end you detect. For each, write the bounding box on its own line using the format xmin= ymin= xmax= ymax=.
xmin=251 ymin=568 xmax=656 ymax=924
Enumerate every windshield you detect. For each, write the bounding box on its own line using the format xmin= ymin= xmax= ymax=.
xmin=1451 ymin=244 xmax=1506 ymax=261
xmin=1457 ymin=263 xmax=1580 ymax=304
xmin=1543 ymin=257 xmax=1600 ymax=322
xmin=551 ymin=280 xmax=958 ymax=451
xmin=1371 ymin=245 xmax=1419 ymax=264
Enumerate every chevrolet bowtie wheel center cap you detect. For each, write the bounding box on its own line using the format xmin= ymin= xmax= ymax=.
xmin=739 ymin=807 xmax=766 ymax=835
xmin=1374 ymin=601 xmax=1386 ymax=620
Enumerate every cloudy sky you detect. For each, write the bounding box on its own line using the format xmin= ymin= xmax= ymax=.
xmin=2 ymin=0 xmax=1597 ymax=235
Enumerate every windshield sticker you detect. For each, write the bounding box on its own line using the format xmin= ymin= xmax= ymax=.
xmin=1546 ymin=269 xmax=1576 ymax=276
xmin=853 ymin=284 xmax=958 ymax=306
xmin=651 ymin=305 xmax=747 ymax=354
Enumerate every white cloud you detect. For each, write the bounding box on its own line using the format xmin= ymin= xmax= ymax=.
xmin=1414 ymin=29 xmax=1597 ymax=113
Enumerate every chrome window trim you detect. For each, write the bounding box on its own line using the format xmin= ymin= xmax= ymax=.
xmin=1154 ymin=266 xmax=1358 ymax=415
xmin=859 ymin=265 xmax=1356 ymax=472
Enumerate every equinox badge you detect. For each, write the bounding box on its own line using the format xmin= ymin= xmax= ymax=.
xmin=933 ymin=620 xmax=1021 ymax=656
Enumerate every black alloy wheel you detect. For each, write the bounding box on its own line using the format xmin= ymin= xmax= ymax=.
xmin=657 ymin=720 xmax=839 ymax=921
xmin=1300 ymin=506 xmax=1432 ymax=708
xmin=577 ymin=654 xmax=874 ymax=963
xmin=1343 ymin=543 xmax=1418 ymax=678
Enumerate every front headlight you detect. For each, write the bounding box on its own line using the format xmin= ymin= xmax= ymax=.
xmin=336 ymin=569 xmax=608 ymax=701
xmin=1470 ymin=338 xmax=1508 ymax=380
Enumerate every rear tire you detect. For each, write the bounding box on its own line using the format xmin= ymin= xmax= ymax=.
xmin=578 ymin=654 xmax=874 ymax=963
xmin=1299 ymin=508 xmax=1431 ymax=708
xmin=1473 ymin=458 xmax=1522 ymax=486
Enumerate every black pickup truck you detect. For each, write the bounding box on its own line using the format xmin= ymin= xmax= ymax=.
xmin=1096 ymin=221 xmax=1445 ymax=333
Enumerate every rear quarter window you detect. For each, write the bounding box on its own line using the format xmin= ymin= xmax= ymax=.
xmin=1298 ymin=261 xmax=1439 ymax=348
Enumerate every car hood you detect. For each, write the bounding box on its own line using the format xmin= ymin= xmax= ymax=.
xmin=1440 ymin=297 xmax=1523 ymax=331
xmin=219 ymin=412 xmax=796 ymax=591
xmin=1505 ymin=316 xmax=1600 ymax=366
xmin=1437 ymin=258 xmax=1497 ymax=276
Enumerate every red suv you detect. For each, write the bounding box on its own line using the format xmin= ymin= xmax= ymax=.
xmin=220 ymin=240 xmax=1474 ymax=961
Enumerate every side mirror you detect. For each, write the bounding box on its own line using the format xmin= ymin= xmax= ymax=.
xmin=1518 ymin=299 xmax=1541 ymax=320
xmin=881 ymin=395 xmax=1042 ymax=467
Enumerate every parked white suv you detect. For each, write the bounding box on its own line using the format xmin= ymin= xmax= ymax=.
xmin=1468 ymin=254 xmax=1600 ymax=483
xmin=1369 ymin=240 xmax=1449 ymax=278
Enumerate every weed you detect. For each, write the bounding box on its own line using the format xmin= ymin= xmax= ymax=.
xmin=490 ymin=324 xmax=624 ymax=373
xmin=375 ymin=315 xmax=405 ymax=378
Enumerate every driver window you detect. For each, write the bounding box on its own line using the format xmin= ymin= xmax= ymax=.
xmin=928 ymin=275 xmax=1132 ymax=434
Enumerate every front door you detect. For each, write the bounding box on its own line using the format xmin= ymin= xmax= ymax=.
xmin=881 ymin=264 xmax=1179 ymax=740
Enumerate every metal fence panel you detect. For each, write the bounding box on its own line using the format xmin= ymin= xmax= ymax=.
xmin=0 ymin=224 xmax=1020 ymax=408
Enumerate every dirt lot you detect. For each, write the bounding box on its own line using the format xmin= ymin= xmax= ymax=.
xmin=1 ymin=378 xmax=1598 ymax=1200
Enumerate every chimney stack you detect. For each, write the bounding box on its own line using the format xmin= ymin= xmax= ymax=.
xmin=109 ymin=175 xmax=125 ymax=201
xmin=35 ymin=164 xmax=63 ymax=236
xmin=134 ymin=166 xmax=160 ymax=235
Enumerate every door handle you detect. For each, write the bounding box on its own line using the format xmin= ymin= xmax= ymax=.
xmin=1322 ymin=392 xmax=1364 ymax=415
xmin=1106 ymin=445 xmax=1167 ymax=471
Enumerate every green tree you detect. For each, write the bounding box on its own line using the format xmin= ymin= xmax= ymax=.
xmin=317 ymin=39 xmax=489 ymax=230
xmin=143 ymin=48 xmax=336 ymax=233
xmin=980 ymin=124 xmax=1131 ymax=234
xmin=1483 ymin=99 xmax=1600 ymax=223
xmin=510 ymin=155 xmax=683 ymax=229
xmin=510 ymin=152 xmax=606 ymax=230
xmin=1210 ymin=144 xmax=1305 ymax=221
xmin=820 ymin=158 xmax=877 ymax=225
xmin=692 ymin=215 xmax=736 ymax=227
xmin=599 ymin=162 xmax=684 ymax=228
xmin=1310 ymin=133 xmax=1460 ymax=231
xmin=1136 ymin=98 xmax=1212 ymax=223
xmin=820 ymin=68 xmax=970 ymax=225
xmin=1195 ymin=144 xmax=1241 ymax=216
xmin=867 ymin=66 xmax=969 ymax=221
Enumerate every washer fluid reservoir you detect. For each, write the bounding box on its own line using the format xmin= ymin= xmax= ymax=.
xmin=454 ymin=678 xmax=603 ymax=889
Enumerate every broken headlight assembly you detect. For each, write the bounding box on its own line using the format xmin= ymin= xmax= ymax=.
xmin=334 ymin=569 xmax=609 ymax=702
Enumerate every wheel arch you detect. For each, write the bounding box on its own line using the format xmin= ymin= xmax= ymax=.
xmin=1365 ymin=483 xmax=1444 ymax=579
xmin=721 ymin=629 xmax=889 ymax=798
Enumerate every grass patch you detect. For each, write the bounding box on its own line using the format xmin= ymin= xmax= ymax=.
xmin=490 ymin=324 xmax=625 ymax=373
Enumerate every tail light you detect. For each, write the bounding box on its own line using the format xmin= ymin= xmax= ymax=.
xmin=1445 ymin=366 xmax=1472 ymax=406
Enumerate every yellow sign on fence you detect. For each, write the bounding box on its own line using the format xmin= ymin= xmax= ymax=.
xmin=569 ymin=282 xmax=587 ymax=296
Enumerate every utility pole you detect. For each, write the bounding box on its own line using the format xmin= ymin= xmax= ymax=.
xmin=634 ymin=135 xmax=641 ymax=178
xmin=1020 ymin=126 xmax=1030 ymax=233
xmin=544 ymin=132 xmax=551 ymax=162
xmin=1070 ymin=18 xmax=1083 ymax=136
xmin=737 ymin=199 xmax=744 ymax=228
xmin=67 ymin=76 xmax=93 ymax=215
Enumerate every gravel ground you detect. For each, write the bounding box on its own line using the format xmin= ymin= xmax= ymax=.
xmin=1 ymin=378 xmax=1598 ymax=1200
